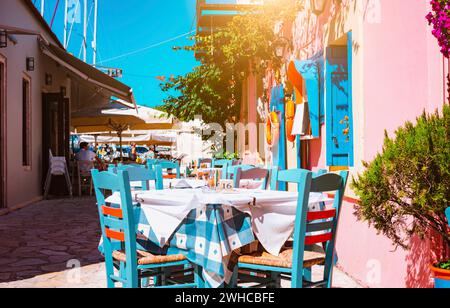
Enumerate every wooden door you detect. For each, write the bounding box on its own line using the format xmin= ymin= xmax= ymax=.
xmin=0 ymin=59 xmax=5 ymax=208
xmin=42 ymin=93 xmax=70 ymax=195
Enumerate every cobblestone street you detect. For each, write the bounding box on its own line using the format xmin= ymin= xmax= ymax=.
xmin=0 ymin=197 xmax=104 ymax=287
xmin=0 ymin=198 xmax=362 ymax=288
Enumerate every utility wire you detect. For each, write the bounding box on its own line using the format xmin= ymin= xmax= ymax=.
xmin=97 ymin=30 xmax=196 ymax=64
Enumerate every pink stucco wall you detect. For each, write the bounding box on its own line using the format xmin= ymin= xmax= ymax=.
xmin=277 ymin=0 xmax=446 ymax=288
xmin=338 ymin=0 xmax=446 ymax=288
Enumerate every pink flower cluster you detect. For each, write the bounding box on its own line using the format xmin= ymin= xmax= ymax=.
xmin=426 ymin=0 xmax=450 ymax=58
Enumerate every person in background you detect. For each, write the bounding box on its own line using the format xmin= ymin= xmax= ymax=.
xmin=130 ymin=143 xmax=138 ymax=162
xmin=76 ymin=142 xmax=103 ymax=170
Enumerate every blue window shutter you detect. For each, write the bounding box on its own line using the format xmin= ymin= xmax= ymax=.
xmin=294 ymin=52 xmax=324 ymax=138
xmin=325 ymin=32 xmax=354 ymax=167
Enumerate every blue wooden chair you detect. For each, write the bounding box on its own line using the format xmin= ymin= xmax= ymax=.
xmin=233 ymin=167 xmax=274 ymax=190
xmin=147 ymin=160 xmax=181 ymax=179
xmin=221 ymin=164 xmax=255 ymax=180
xmin=212 ymin=159 xmax=233 ymax=169
xmin=197 ymin=158 xmax=213 ymax=168
xmin=109 ymin=165 xmax=163 ymax=191
xmin=237 ymin=169 xmax=349 ymax=288
xmin=91 ymin=169 xmax=201 ymax=288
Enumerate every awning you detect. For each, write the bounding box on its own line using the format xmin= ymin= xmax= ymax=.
xmin=77 ymin=134 xmax=176 ymax=147
xmin=39 ymin=40 xmax=136 ymax=109
xmin=288 ymin=52 xmax=324 ymax=138
xmin=71 ymin=106 xmax=175 ymax=134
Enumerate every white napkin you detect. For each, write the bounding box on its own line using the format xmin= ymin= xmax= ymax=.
xmin=105 ymin=190 xmax=200 ymax=247
xmin=235 ymin=191 xmax=332 ymax=256
xmin=136 ymin=190 xmax=201 ymax=247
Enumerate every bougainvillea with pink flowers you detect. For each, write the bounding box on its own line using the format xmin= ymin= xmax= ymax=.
xmin=426 ymin=0 xmax=450 ymax=58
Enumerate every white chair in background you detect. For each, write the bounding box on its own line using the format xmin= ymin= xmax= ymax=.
xmin=44 ymin=150 xmax=73 ymax=199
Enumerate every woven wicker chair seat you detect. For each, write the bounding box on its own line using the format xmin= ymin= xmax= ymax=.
xmin=112 ymin=250 xmax=186 ymax=265
xmin=238 ymin=248 xmax=325 ymax=269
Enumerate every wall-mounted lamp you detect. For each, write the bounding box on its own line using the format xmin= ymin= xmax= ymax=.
xmin=26 ymin=57 xmax=35 ymax=71
xmin=45 ymin=73 xmax=52 ymax=86
xmin=0 ymin=31 xmax=7 ymax=48
xmin=311 ymin=0 xmax=328 ymax=15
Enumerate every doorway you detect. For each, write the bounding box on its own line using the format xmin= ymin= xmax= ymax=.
xmin=0 ymin=56 xmax=6 ymax=208
xmin=42 ymin=92 xmax=70 ymax=195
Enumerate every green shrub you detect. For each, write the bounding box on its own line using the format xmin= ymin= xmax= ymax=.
xmin=352 ymin=105 xmax=450 ymax=249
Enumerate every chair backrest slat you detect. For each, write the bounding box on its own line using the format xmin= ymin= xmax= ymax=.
xmin=105 ymin=228 xmax=125 ymax=242
xmin=212 ymin=159 xmax=233 ymax=168
xmin=103 ymin=216 xmax=125 ymax=231
xmin=102 ymin=205 xmax=123 ymax=219
xmin=198 ymin=158 xmax=213 ymax=167
xmin=222 ymin=164 xmax=255 ymax=180
xmin=310 ymin=174 xmax=343 ymax=192
xmin=307 ymin=209 xmax=336 ymax=221
xmin=306 ymin=221 xmax=335 ymax=233
xmin=234 ymin=167 xmax=273 ymax=190
xmin=304 ymin=233 xmax=333 ymax=246
xmin=110 ymin=165 xmax=163 ymax=190
xmin=147 ymin=160 xmax=180 ymax=179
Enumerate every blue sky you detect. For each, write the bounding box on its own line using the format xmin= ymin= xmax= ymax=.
xmin=35 ymin=0 xmax=199 ymax=107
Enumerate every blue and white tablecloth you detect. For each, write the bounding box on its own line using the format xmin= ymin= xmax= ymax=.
xmin=103 ymin=189 xmax=331 ymax=287
xmin=135 ymin=203 xmax=254 ymax=287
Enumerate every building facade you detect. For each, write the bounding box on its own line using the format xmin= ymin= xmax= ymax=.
xmin=249 ymin=0 xmax=448 ymax=287
xmin=0 ymin=0 xmax=135 ymax=214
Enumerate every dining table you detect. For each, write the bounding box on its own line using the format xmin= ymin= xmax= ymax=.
xmin=103 ymin=185 xmax=333 ymax=288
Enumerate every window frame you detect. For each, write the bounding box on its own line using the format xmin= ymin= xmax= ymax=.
xmin=22 ymin=73 xmax=32 ymax=170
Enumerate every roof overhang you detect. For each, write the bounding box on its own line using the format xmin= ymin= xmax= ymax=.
xmin=39 ymin=40 xmax=137 ymax=109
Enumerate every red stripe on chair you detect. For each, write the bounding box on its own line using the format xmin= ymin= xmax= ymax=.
xmin=305 ymin=233 xmax=333 ymax=245
xmin=102 ymin=205 xmax=123 ymax=219
xmin=163 ymin=175 xmax=177 ymax=179
xmin=105 ymin=228 xmax=125 ymax=242
xmin=307 ymin=209 xmax=336 ymax=221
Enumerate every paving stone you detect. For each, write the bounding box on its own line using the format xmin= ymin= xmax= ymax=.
xmin=11 ymin=258 xmax=48 ymax=267
xmin=40 ymin=263 xmax=69 ymax=272
xmin=0 ymin=196 xmax=363 ymax=288
xmin=0 ymin=273 xmax=11 ymax=281
xmin=39 ymin=250 xmax=72 ymax=257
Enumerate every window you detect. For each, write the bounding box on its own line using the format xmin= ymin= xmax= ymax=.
xmin=0 ymin=55 xmax=6 ymax=208
xmin=22 ymin=76 xmax=31 ymax=168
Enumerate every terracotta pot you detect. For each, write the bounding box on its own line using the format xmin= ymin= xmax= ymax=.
xmin=430 ymin=264 xmax=450 ymax=288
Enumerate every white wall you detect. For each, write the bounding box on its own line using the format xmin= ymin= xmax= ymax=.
xmin=0 ymin=0 xmax=71 ymax=209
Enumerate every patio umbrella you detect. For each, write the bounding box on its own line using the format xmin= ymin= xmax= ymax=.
xmin=72 ymin=106 xmax=175 ymax=160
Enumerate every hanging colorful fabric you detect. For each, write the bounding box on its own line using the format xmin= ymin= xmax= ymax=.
xmin=266 ymin=111 xmax=280 ymax=148
xmin=285 ymin=99 xmax=296 ymax=143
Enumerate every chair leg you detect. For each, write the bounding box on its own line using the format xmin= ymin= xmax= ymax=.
xmin=303 ymin=267 xmax=312 ymax=283
xmin=229 ymin=267 xmax=238 ymax=288
xmin=78 ymin=175 xmax=82 ymax=197
xmin=270 ymin=272 xmax=281 ymax=288
xmin=291 ymin=268 xmax=304 ymax=289
xmin=64 ymin=167 xmax=73 ymax=198
xmin=105 ymin=257 xmax=116 ymax=288
xmin=194 ymin=265 xmax=204 ymax=288
xmin=43 ymin=173 xmax=52 ymax=200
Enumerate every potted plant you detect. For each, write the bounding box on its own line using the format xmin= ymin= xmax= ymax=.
xmin=430 ymin=208 xmax=450 ymax=288
xmin=352 ymin=105 xmax=450 ymax=288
